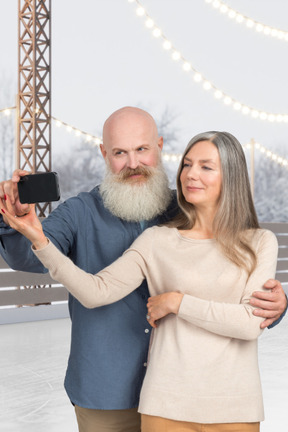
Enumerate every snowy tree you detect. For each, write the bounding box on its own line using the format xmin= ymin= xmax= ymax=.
xmin=253 ymin=152 xmax=288 ymax=222
xmin=156 ymin=106 xmax=183 ymax=189
xmin=52 ymin=141 xmax=105 ymax=204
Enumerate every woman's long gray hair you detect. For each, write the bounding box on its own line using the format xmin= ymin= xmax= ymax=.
xmin=170 ymin=131 xmax=259 ymax=274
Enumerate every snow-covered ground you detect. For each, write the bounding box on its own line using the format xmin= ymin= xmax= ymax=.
xmin=258 ymin=314 xmax=288 ymax=431
xmin=0 ymin=316 xmax=287 ymax=431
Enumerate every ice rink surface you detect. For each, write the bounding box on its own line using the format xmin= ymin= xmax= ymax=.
xmin=0 ymin=316 xmax=287 ymax=432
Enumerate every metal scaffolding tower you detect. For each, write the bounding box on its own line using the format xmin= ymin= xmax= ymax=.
xmin=17 ymin=0 xmax=51 ymax=217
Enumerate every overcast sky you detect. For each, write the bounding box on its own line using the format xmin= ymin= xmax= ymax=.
xmin=1 ymin=0 xmax=288 ymax=161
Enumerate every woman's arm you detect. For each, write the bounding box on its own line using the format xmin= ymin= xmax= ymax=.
xmin=0 ymin=200 xmax=149 ymax=308
xmin=33 ymin=239 xmax=147 ymax=308
xmin=147 ymin=230 xmax=279 ymax=339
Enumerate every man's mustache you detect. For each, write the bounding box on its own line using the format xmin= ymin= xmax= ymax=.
xmin=117 ymin=166 xmax=153 ymax=181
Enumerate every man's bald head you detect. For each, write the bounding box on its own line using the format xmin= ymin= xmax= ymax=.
xmin=102 ymin=106 xmax=158 ymax=144
xmin=100 ymin=106 xmax=163 ymax=175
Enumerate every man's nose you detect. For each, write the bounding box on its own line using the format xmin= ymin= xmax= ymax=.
xmin=127 ymin=153 xmax=139 ymax=169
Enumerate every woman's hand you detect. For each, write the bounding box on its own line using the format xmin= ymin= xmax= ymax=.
xmin=0 ymin=169 xmax=31 ymax=217
xmin=0 ymin=196 xmax=48 ymax=249
xmin=146 ymin=292 xmax=184 ymax=328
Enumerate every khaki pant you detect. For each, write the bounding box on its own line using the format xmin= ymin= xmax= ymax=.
xmin=141 ymin=415 xmax=260 ymax=432
xmin=74 ymin=405 xmax=141 ymax=432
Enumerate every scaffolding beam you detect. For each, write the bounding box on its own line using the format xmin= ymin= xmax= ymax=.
xmin=17 ymin=0 xmax=51 ymax=217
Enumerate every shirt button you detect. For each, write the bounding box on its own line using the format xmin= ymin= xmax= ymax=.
xmin=143 ymin=362 xmax=147 ymax=367
xmin=144 ymin=329 xmax=150 ymax=334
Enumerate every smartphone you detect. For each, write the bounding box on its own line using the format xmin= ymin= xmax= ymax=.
xmin=18 ymin=172 xmax=61 ymax=204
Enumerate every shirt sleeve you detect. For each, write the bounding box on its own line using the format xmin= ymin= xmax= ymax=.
xmin=178 ymin=230 xmax=279 ymax=340
xmin=0 ymin=198 xmax=78 ymax=273
xmin=33 ymin=228 xmax=153 ymax=308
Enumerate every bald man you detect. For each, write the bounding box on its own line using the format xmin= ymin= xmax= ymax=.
xmin=0 ymin=107 xmax=286 ymax=432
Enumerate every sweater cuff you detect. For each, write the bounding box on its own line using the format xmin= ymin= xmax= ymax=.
xmin=178 ymin=294 xmax=200 ymax=321
xmin=32 ymin=239 xmax=61 ymax=271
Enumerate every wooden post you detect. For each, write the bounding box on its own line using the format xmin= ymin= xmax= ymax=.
xmin=17 ymin=0 xmax=52 ymax=217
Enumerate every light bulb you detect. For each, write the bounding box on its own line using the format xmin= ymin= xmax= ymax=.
xmin=163 ymin=40 xmax=172 ymax=50
xmin=236 ymin=14 xmax=244 ymax=23
xmin=183 ymin=62 xmax=191 ymax=71
xmin=263 ymin=26 xmax=271 ymax=35
xmin=212 ymin=0 xmax=220 ymax=9
xmin=214 ymin=90 xmax=223 ymax=99
xmin=172 ymin=51 xmax=181 ymax=61
xmin=145 ymin=19 xmax=154 ymax=28
xmin=203 ymin=81 xmax=212 ymax=90
xmin=233 ymin=102 xmax=242 ymax=110
xmin=251 ymin=110 xmax=259 ymax=118
xmin=194 ymin=73 xmax=203 ymax=82
xmin=136 ymin=7 xmax=145 ymax=16
xmin=152 ymin=28 xmax=161 ymax=38
xmin=224 ymin=96 xmax=232 ymax=105
xmin=256 ymin=23 xmax=264 ymax=32
xmin=246 ymin=19 xmax=255 ymax=28
xmin=242 ymin=106 xmax=250 ymax=115
xmin=220 ymin=5 xmax=228 ymax=13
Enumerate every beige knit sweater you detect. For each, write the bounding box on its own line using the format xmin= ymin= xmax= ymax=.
xmin=33 ymin=226 xmax=278 ymax=424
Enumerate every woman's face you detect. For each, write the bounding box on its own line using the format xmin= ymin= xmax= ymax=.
xmin=180 ymin=140 xmax=222 ymax=211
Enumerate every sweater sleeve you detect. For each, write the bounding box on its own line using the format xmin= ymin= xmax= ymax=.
xmin=178 ymin=230 xmax=278 ymax=340
xmin=32 ymin=229 xmax=152 ymax=308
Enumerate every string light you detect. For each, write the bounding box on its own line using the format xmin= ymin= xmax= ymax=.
xmin=0 ymin=106 xmax=15 ymax=116
xmin=51 ymin=117 xmax=102 ymax=146
xmin=162 ymin=153 xmax=182 ymax=163
xmin=243 ymin=141 xmax=288 ymax=169
xmin=163 ymin=141 xmax=288 ymax=169
xmin=128 ymin=0 xmax=288 ymax=123
xmin=204 ymin=0 xmax=288 ymax=42
xmin=0 ymin=106 xmax=287 ymax=168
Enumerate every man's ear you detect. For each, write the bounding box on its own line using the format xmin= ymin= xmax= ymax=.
xmin=100 ymin=144 xmax=107 ymax=159
xmin=158 ymin=136 xmax=164 ymax=151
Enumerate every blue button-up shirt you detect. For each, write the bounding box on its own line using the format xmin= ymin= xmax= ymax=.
xmin=0 ymin=186 xmax=178 ymax=409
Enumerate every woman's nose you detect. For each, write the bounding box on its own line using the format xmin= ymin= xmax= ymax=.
xmin=186 ymin=165 xmax=199 ymax=180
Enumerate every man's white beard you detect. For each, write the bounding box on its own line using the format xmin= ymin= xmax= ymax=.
xmin=99 ymin=163 xmax=172 ymax=222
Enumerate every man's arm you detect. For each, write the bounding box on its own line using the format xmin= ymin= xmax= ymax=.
xmin=0 ymin=169 xmax=44 ymax=271
xmin=250 ymin=279 xmax=288 ymax=329
xmin=0 ymin=226 xmax=47 ymax=273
